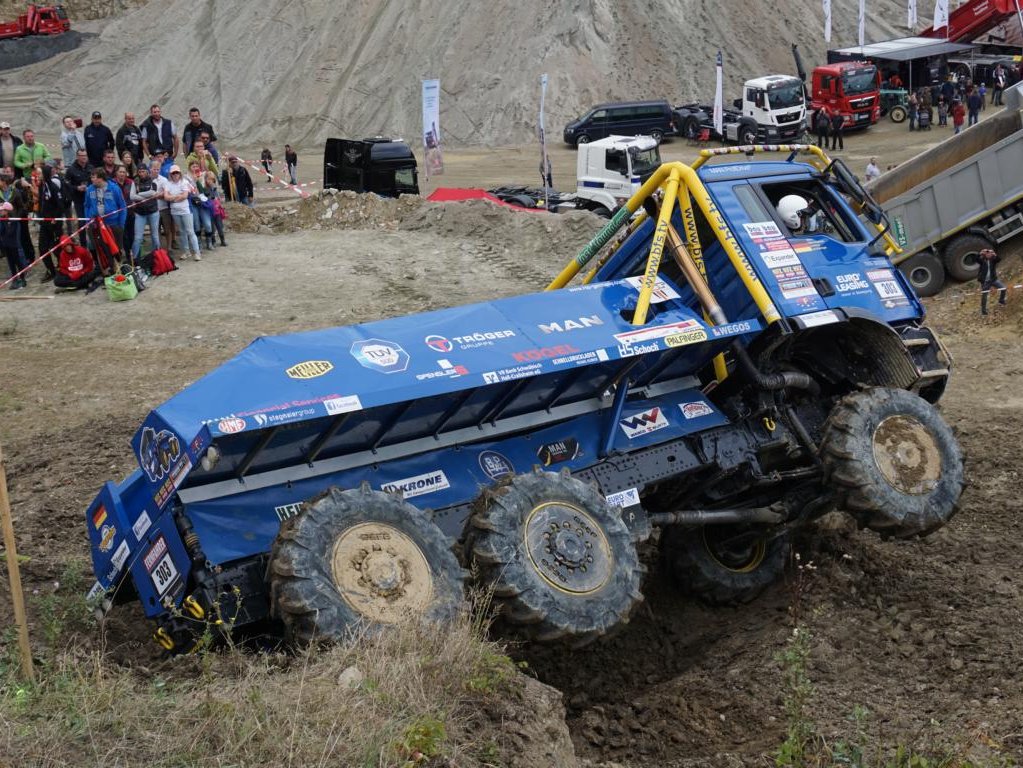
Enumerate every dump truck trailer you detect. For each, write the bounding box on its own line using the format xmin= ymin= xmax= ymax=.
xmin=869 ymin=85 xmax=1023 ymax=296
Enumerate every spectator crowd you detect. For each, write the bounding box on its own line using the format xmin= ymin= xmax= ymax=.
xmin=1 ymin=104 xmax=273 ymax=293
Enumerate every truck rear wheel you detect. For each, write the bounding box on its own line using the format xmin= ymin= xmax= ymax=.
xmin=821 ymin=388 xmax=964 ymax=538
xmin=269 ymin=484 xmax=465 ymax=645
xmin=889 ymin=105 xmax=907 ymax=123
xmin=662 ymin=525 xmax=790 ymax=606
xmin=942 ymin=232 xmax=988 ymax=282
xmin=899 ymin=251 xmax=945 ymax=297
xmin=467 ymin=470 xmax=643 ymax=645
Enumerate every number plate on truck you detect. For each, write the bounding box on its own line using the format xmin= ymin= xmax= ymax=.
xmin=144 ymin=535 xmax=179 ymax=597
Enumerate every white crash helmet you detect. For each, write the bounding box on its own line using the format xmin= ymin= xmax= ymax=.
xmin=777 ymin=194 xmax=809 ymax=229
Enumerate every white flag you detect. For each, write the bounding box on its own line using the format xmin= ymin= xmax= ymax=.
xmin=858 ymin=0 xmax=866 ymax=46
xmin=421 ymin=78 xmax=443 ymax=179
xmin=822 ymin=0 xmax=832 ymax=43
xmin=933 ymin=0 xmax=948 ymax=30
xmin=713 ymin=50 xmax=724 ymax=137
xmin=908 ymin=0 xmax=918 ymax=28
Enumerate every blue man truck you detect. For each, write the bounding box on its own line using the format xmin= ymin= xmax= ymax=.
xmin=86 ymin=144 xmax=963 ymax=650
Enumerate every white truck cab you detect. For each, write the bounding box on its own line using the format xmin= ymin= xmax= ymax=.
xmin=573 ymin=135 xmax=661 ymax=215
xmin=737 ymin=75 xmax=807 ymax=142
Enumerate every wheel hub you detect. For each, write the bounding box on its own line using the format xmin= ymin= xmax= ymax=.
xmin=524 ymin=501 xmax=612 ymax=595
xmin=331 ymin=522 xmax=433 ymax=623
xmin=872 ymin=415 xmax=942 ymax=495
xmin=703 ymin=528 xmax=767 ymax=573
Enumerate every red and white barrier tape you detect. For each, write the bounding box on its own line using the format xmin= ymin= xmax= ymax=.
xmin=235 ymin=155 xmax=311 ymax=198
xmin=924 ymin=282 xmax=1023 ymax=301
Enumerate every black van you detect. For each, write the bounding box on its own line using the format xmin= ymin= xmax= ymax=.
xmin=563 ymin=100 xmax=676 ymax=146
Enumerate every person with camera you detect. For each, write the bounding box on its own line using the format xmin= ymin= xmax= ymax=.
xmin=59 ymin=115 xmax=85 ymax=169
xmin=978 ymin=247 xmax=1008 ymax=316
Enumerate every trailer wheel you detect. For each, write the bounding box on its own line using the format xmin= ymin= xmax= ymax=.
xmin=662 ymin=525 xmax=790 ymax=606
xmin=889 ymin=105 xmax=907 ymax=123
xmin=942 ymin=232 xmax=988 ymax=282
xmin=899 ymin=251 xmax=945 ymax=297
xmin=575 ymin=134 xmax=591 ymax=146
xmin=467 ymin=470 xmax=643 ymax=645
xmin=268 ymin=484 xmax=465 ymax=646
xmin=821 ymin=388 xmax=964 ymax=539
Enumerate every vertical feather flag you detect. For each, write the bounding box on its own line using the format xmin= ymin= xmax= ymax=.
xmin=823 ymin=0 xmax=832 ymax=43
xmin=713 ymin=50 xmax=724 ymax=138
xmin=933 ymin=0 xmax=949 ymax=31
xmin=858 ymin=0 xmax=866 ymax=46
xmin=908 ymin=0 xmax=918 ymax=28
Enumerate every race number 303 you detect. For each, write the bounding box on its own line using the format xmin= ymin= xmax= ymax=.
xmin=151 ymin=554 xmax=178 ymax=596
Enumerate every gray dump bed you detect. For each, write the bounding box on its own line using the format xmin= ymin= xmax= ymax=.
xmin=868 ymin=95 xmax=1023 ymax=265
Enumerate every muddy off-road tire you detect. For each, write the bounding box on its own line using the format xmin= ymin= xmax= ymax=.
xmin=821 ymin=388 xmax=965 ymax=538
xmin=268 ymin=484 xmax=465 ymax=645
xmin=468 ymin=470 xmax=643 ymax=645
xmin=662 ymin=525 xmax=791 ymax=605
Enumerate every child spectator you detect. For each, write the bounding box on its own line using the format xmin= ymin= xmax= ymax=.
xmin=978 ymin=83 xmax=987 ymax=110
xmin=0 ymin=201 xmax=25 ymax=289
xmin=952 ymin=98 xmax=966 ymax=134
xmin=937 ymin=97 xmax=948 ymax=127
xmin=53 ymin=236 xmax=96 ymax=290
xmin=204 ymin=171 xmax=227 ymax=247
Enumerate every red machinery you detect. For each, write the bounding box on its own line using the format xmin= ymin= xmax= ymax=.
xmin=0 ymin=4 xmax=70 ymax=40
xmin=919 ymin=0 xmax=1021 ymax=41
xmin=793 ymin=45 xmax=882 ymax=129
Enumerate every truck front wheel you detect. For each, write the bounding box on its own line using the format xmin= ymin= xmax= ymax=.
xmin=821 ymin=388 xmax=964 ymax=538
xmin=467 ymin=470 xmax=643 ymax=645
xmin=268 ymin=484 xmax=465 ymax=645
xmin=738 ymin=124 xmax=757 ymax=146
xmin=662 ymin=525 xmax=790 ymax=605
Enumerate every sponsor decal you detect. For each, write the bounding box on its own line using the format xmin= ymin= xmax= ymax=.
xmin=218 ymin=417 xmax=246 ymax=434
xmin=615 ymin=319 xmax=703 ymax=348
xmin=416 ymin=359 xmax=469 ymax=381
xmin=427 ymin=330 xmax=516 ymax=351
xmin=512 ymin=344 xmax=579 ymax=363
xmin=759 ymin=248 xmax=801 ymax=269
xmin=425 ymin=335 xmax=453 ymax=352
xmin=99 ymin=524 xmax=117 ymax=553
xmin=154 ymin=454 xmax=193 ymax=509
xmin=617 ymin=341 xmax=660 ymax=357
xmin=285 ymin=360 xmax=334 ymax=380
xmin=478 ymin=451 xmax=514 ymax=480
xmin=679 ymin=401 xmax=714 ymax=419
xmin=111 ymin=540 xmax=130 ymax=571
xmin=606 ymin=487 xmax=641 ymax=509
xmin=538 ymin=315 xmax=604 ymax=334
xmin=132 ymin=511 xmax=152 ymax=542
xmin=622 ymin=276 xmax=681 ymax=303
xmin=92 ymin=504 xmax=107 ymax=529
xmin=145 ymin=537 xmax=178 ymax=597
xmin=253 ymin=407 xmax=317 ymax=427
xmin=709 ymin=320 xmax=755 ymax=338
xmin=866 ymin=269 xmax=907 ymax=303
xmin=772 ymin=264 xmax=818 ymax=300
xmin=619 ymin=407 xmax=669 ymax=439
xmin=797 ymin=310 xmax=840 ymax=328
xmin=86 ymin=580 xmax=104 ymax=601
xmin=836 ymin=272 xmax=870 ymax=292
xmin=551 ymin=349 xmax=609 ymax=366
xmin=481 ymin=362 xmax=543 ymax=385
xmin=350 ymin=338 xmax=410 ymax=373
xmin=144 ymin=536 xmax=168 ymax=571
xmin=537 ymin=438 xmax=581 ymax=466
xmin=664 ymin=328 xmax=708 ymax=347
xmin=743 ymin=221 xmax=784 ymax=241
xmin=275 ymin=502 xmax=304 ymax=522
xmin=324 ymin=395 xmax=363 ymax=415
xmin=138 ymin=427 xmax=181 ymax=483
xmin=381 ymin=470 xmax=451 ymax=499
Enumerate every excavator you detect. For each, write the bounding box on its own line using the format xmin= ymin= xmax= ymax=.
xmin=0 ymin=4 xmax=69 ymax=40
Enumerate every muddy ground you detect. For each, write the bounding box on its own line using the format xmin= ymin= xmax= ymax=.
xmin=2 ymin=118 xmax=1022 ymax=766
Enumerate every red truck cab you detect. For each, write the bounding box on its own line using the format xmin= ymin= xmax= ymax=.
xmin=811 ymin=61 xmax=881 ymax=129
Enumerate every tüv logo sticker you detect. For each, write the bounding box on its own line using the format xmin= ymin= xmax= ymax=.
xmin=350 ymin=338 xmax=410 ymax=374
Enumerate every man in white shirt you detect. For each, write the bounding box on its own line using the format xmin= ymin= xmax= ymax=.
xmin=864 ymin=157 xmax=881 ymax=182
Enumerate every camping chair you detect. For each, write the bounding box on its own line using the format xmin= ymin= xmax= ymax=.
xmin=688 ymin=126 xmax=712 ymax=146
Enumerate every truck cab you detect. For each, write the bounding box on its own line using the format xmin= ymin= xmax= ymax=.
xmin=323 ymin=137 xmax=420 ymax=197
xmin=676 ymin=75 xmax=806 ymax=146
xmin=811 ymin=61 xmax=881 ymax=128
xmin=573 ymin=135 xmax=661 ymax=214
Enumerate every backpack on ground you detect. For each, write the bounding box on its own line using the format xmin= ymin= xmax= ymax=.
xmin=150 ymin=248 xmax=176 ymax=276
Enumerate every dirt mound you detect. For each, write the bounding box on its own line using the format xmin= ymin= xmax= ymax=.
xmin=1 ymin=0 xmax=908 ymax=147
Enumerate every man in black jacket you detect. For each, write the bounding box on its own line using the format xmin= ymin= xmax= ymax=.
xmin=222 ymin=155 xmax=254 ymax=205
xmin=182 ymin=107 xmax=218 ymax=161
xmin=978 ymin=247 xmax=1008 ymax=316
xmin=829 ymin=110 xmax=845 ymax=151
xmin=64 ymin=148 xmax=92 ymax=245
xmin=83 ymin=111 xmax=115 ymax=167
xmin=115 ymin=112 xmax=143 ymax=166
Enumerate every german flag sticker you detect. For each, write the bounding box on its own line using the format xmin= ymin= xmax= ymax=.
xmin=92 ymin=505 xmax=107 ymax=529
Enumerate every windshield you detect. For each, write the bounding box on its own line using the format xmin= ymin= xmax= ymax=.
xmin=629 ymin=147 xmax=661 ymax=177
xmin=842 ymin=68 xmax=878 ymax=95
xmin=766 ymin=82 xmax=804 ymax=109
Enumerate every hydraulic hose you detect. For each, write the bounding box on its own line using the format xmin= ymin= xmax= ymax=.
xmin=732 ymin=341 xmax=820 ymax=396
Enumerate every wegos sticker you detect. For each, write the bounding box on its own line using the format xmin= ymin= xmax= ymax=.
xmin=286 ymin=360 xmax=334 ymax=379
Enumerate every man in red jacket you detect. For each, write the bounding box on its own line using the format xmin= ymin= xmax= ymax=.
xmin=53 ymin=235 xmax=97 ymax=290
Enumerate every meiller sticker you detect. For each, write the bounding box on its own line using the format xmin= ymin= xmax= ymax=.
xmin=285 ymin=360 xmax=334 ymax=379
xmin=381 ymin=470 xmax=450 ymax=499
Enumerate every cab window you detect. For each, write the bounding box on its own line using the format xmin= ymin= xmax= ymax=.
xmin=760 ymin=180 xmax=862 ymax=242
xmin=605 ymin=149 xmax=628 ymax=175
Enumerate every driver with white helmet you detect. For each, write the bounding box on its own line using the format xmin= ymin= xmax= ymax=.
xmin=777 ymin=194 xmax=816 ymax=234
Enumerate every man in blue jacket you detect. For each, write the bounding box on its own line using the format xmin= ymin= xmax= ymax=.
xmin=83 ymin=111 xmax=115 ymax=167
xmin=84 ymin=168 xmax=126 ymax=274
